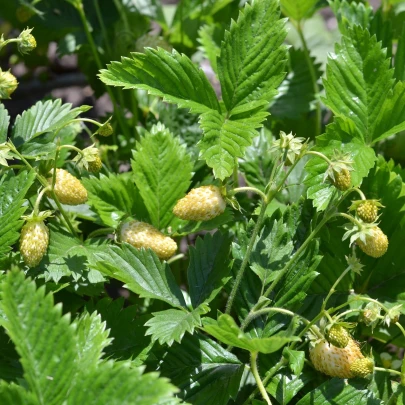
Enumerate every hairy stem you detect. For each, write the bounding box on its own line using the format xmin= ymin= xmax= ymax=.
xmin=33 ymin=186 xmax=52 ymax=215
xmin=232 ymin=187 xmax=267 ymax=201
xmin=306 ymin=150 xmax=332 ymax=165
xmin=251 ymin=351 xmax=272 ymax=405
xmin=321 ymin=266 xmax=351 ymax=312
xmin=225 ymin=201 xmax=267 ymax=314
xmin=263 ymin=214 xmax=331 ymax=299
xmin=374 ymin=367 xmax=402 ymax=377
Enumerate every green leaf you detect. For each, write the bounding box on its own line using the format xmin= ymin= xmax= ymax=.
xmin=305 ymin=119 xmax=376 ymax=211
xmin=395 ymin=23 xmax=405 ymax=81
xmin=1 ymin=271 xmax=181 ymax=405
xmin=296 ymin=378 xmax=381 ymax=405
xmin=148 ymin=332 xmax=243 ymax=405
xmin=270 ymin=48 xmax=322 ymax=119
xmin=0 ymin=170 xmax=36 ymax=259
xmin=251 ymin=217 xmax=294 ymax=287
xmin=35 ymin=223 xmax=106 ymax=287
xmin=132 ymin=123 xmax=193 ymax=229
xmin=330 ymin=0 xmax=373 ymax=35
xmin=198 ymin=24 xmax=220 ymax=74
xmin=66 ymin=360 xmax=181 ymax=405
xmin=322 ymin=25 xmax=405 ymax=145
xmin=198 ymin=108 xmax=268 ymax=180
xmin=240 ymin=129 xmax=274 ymax=192
xmin=99 ymin=48 xmax=220 ymax=114
xmin=272 ymin=240 xmax=320 ymax=312
xmin=0 ymin=104 xmax=10 ymax=143
xmin=217 ymin=0 xmax=288 ymax=112
xmin=145 ymin=305 xmax=209 ymax=346
xmin=372 ymin=81 xmax=405 ymax=143
xmin=266 ymin=369 xmax=316 ymax=405
xmin=203 ymin=314 xmax=300 ymax=354
xmin=280 ymin=0 xmax=319 ymax=21
xmin=1 ymin=271 xmax=78 ymax=405
xmin=0 ymin=381 xmax=36 ymax=405
xmin=87 ymin=298 xmax=152 ymax=364
xmin=11 ymin=99 xmax=90 ymax=148
xmin=282 ymin=348 xmax=305 ymax=376
xmin=73 ymin=311 xmax=112 ymax=370
xmin=95 ymin=244 xmax=186 ymax=308
xmin=83 ymin=173 xmax=149 ymax=228
xmin=187 ymin=232 xmax=232 ymax=308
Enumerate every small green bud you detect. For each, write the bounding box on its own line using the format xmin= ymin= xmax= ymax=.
xmin=0 ymin=69 xmax=18 ymax=99
xmin=96 ymin=122 xmax=113 ymax=137
xmin=18 ymin=28 xmax=37 ymax=54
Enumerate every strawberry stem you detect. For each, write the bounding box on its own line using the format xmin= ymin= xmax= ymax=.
xmin=33 ymin=186 xmax=51 ymax=216
xmin=305 ymin=150 xmax=332 ymax=165
xmin=232 ymin=187 xmax=267 ymax=202
xmin=250 ymin=351 xmax=272 ymax=405
xmin=321 ymin=265 xmax=352 ymax=312
xmin=374 ymin=367 xmax=402 ymax=377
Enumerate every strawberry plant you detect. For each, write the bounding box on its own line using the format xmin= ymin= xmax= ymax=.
xmin=1 ymin=0 xmax=405 ymax=404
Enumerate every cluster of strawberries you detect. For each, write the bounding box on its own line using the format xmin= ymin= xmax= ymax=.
xmin=19 ymin=181 xmax=226 ymax=265
xmin=310 ymin=325 xmax=374 ymax=379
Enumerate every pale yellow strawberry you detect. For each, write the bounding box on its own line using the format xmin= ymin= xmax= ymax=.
xmin=120 ymin=221 xmax=177 ymax=260
xmin=357 ymin=226 xmax=388 ymax=258
xmin=48 ymin=169 xmax=88 ymax=205
xmin=20 ymin=220 xmax=49 ymax=267
xmin=173 ymin=186 xmax=226 ymax=221
xmin=310 ymin=339 xmax=364 ymax=378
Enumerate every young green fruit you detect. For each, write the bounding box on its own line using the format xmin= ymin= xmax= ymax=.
xmin=18 ymin=28 xmax=36 ymax=54
xmin=357 ymin=226 xmax=388 ymax=258
xmin=332 ymin=168 xmax=351 ymax=191
xmin=326 ymin=325 xmax=350 ymax=349
xmin=356 ymin=201 xmax=378 ymax=223
xmin=349 ymin=358 xmax=374 ymax=378
xmin=0 ymin=69 xmax=18 ymax=99
xmin=87 ymin=155 xmax=102 ymax=173
xmin=120 ymin=221 xmax=177 ymax=260
xmin=48 ymin=169 xmax=88 ymax=205
xmin=96 ymin=122 xmax=113 ymax=137
xmin=20 ymin=220 xmax=49 ymax=267
xmin=173 ymin=185 xmax=226 ymax=221
xmin=310 ymin=339 xmax=364 ymax=379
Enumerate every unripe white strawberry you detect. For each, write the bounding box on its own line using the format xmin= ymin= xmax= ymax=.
xmin=20 ymin=220 xmax=49 ymax=267
xmin=310 ymin=339 xmax=364 ymax=378
xmin=173 ymin=186 xmax=226 ymax=221
xmin=357 ymin=226 xmax=388 ymax=258
xmin=48 ymin=169 xmax=88 ymax=205
xmin=120 ymin=221 xmax=177 ymax=260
